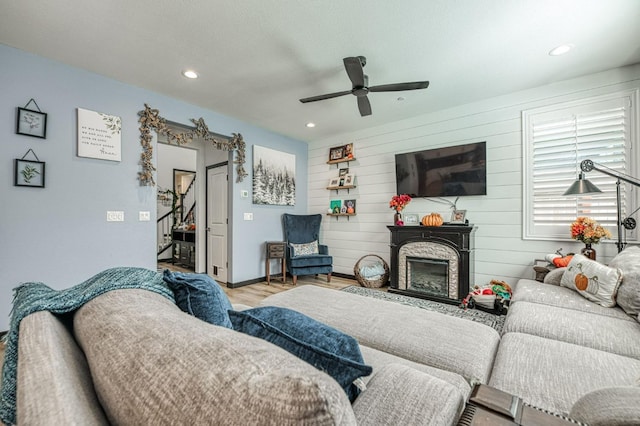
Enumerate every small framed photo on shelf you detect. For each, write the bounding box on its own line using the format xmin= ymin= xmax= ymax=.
xmin=14 ymin=159 xmax=45 ymax=188
xmin=329 ymin=145 xmax=345 ymax=161
xmin=451 ymin=210 xmax=467 ymax=223
xmin=328 ymin=177 xmax=340 ymax=187
xmin=344 ymin=143 xmax=354 ymax=160
xmin=343 ymin=174 xmax=354 ymax=186
xmin=344 ymin=199 xmax=356 ymax=214
xmin=339 ymin=167 xmax=349 ymax=177
xmin=404 ymin=213 xmax=419 ymax=225
xmin=16 ymin=107 xmax=47 ymax=139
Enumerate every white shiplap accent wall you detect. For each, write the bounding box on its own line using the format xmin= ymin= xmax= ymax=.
xmin=309 ymin=64 xmax=640 ymax=288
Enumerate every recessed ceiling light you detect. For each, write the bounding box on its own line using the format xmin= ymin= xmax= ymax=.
xmin=549 ymin=44 xmax=574 ymax=56
xmin=306 ymin=122 xmax=316 ymax=128
xmin=182 ymin=70 xmax=199 ymax=79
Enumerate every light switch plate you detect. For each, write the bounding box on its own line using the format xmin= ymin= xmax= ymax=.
xmin=241 ymin=190 xmax=249 ymax=198
xmin=243 ymin=212 xmax=253 ymax=221
xmin=139 ymin=211 xmax=151 ymax=221
xmin=107 ymin=211 xmax=125 ymax=222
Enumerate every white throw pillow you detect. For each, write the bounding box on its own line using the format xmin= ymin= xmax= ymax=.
xmin=290 ymin=240 xmax=319 ymax=257
xmin=560 ymin=254 xmax=622 ymax=308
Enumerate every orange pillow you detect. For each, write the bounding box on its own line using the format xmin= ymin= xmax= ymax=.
xmin=552 ymin=255 xmax=573 ymax=268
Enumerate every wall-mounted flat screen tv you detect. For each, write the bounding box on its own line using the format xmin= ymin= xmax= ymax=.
xmin=395 ymin=141 xmax=486 ymax=197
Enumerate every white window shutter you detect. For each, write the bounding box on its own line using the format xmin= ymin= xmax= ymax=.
xmin=523 ymin=90 xmax=638 ymax=242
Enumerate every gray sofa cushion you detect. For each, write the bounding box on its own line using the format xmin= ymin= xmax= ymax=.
xmin=489 ymin=332 xmax=640 ymax=415
xmin=261 ymin=285 xmax=500 ymax=384
xmin=74 ymin=289 xmax=357 ymax=425
xmin=609 ymin=245 xmax=640 ymax=318
xmin=358 ymin=345 xmax=472 ymax=401
xmin=352 ymin=363 xmax=465 ymax=426
xmin=512 ymin=279 xmax=634 ymax=321
xmin=570 ymin=386 xmax=640 ymax=426
xmin=502 ymin=301 xmax=640 ymax=360
xmin=17 ymin=311 xmax=108 ymax=425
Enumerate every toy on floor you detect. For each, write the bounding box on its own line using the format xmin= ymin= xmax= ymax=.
xmin=460 ymin=280 xmax=512 ymax=314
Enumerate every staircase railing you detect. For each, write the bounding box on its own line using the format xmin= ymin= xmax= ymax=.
xmin=181 ymin=177 xmax=196 ymax=222
xmin=157 ymin=210 xmax=174 ymax=257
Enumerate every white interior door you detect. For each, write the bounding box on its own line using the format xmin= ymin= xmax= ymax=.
xmin=207 ymin=165 xmax=228 ymax=282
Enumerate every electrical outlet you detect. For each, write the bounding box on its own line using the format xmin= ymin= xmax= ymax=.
xmin=139 ymin=211 xmax=151 ymax=221
xmin=243 ymin=212 xmax=253 ymax=221
xmin=107 ymin=211 xmax=125 ymax=222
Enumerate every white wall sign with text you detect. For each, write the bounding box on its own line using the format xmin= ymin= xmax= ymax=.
xmin=77 ymin=108 xmax=122 ymax=161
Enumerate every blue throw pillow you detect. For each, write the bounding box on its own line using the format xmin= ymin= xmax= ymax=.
xmin=163 ymin=270 xmax=233 ymax=328
xmin=228 ymin=306 xmax=372 ymax=402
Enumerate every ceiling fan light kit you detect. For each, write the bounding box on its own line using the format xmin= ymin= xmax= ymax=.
xmin=300 ymin=56 xmax=429 ymax=117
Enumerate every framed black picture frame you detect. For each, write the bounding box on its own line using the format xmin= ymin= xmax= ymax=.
xmin=16 ymin=107 xmax=47 ymax=139
xmin=14 ymin=159 xmax=45 ymax=188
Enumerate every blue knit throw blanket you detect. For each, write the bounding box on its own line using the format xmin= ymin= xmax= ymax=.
xmin=0 ymin=267 xmax=175 ymax=425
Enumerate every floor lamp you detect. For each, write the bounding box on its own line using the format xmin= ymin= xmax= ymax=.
xmin=563 ymin=159 xmax=640 ymax=252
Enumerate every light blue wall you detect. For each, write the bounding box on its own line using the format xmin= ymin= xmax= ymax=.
xmin=0 ymin=44 xmax=308 ymax=330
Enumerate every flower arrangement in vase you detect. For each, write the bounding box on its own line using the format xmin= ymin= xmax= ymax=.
xmin=389 ymin=194 xmax=412 ymax=225
xmin=570 ymin=216 xmax=611 ymax=260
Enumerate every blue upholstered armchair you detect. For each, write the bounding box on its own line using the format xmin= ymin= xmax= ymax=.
xmin=282 ymin=213 xmax=333 ymax=285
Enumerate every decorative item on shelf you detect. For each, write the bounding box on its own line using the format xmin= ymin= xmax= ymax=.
xmin=330 ymin=200 xmax=342 ymax=214
xmin=16 ymin=98 xmax=47 ymax=139
xmin=450 ymin=209 xmax=467 ymax=223
xmin=421 ymin=212 xmax=444 ymax=227
xmin=345 ymin=199 xmax=356 ymax=214
xmin=328 ymin=145 xmax=345 ymax=162
xmin=389 ymin=194 xmax=411 ymax=225
xmin=570 ymin=216 xmax=611 ymax=261
xmin=404 ymin=213 xmax=419 ymax=225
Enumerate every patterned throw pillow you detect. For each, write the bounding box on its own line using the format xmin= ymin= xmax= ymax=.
xmin=560 ymin=254 xmax=622 ymax=308
xmin=290 ymin=240 xmax=319 ymax=257
xmin=229 ymin=306 xmax=372 ymax=402
xmin=608 ymin=245 xmax=640 ymax=317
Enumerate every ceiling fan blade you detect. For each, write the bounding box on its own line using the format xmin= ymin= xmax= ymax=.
xmin=369 ymin=81 xmax=430 ymax=92
xmin=343 ymin=56 xmax=365 ymax=87
xmin=299 ymin=90 xmax=352 ymax=103
xmin=357 ymin=96 xmax=372 ymax=117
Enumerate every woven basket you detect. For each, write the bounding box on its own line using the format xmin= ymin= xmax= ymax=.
xmin=354 ymin=254 xmax=389 ymax=288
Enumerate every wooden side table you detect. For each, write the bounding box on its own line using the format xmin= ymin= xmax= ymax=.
xmin=265 ymin=241 xmax=286 ymax=285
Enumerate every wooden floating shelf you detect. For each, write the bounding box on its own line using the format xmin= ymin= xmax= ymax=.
xmin=326 ymin=185 xmax=356 ymax=191
xmin=327 ymin=157 xmax=356 ymax=165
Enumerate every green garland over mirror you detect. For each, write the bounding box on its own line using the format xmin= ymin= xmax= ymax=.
xmin=138 ymin=103 xmax=247 ymax=185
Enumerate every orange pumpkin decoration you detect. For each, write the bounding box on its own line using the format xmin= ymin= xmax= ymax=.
xmin=421 ymin=213 xmax=444 ymax=227
xmin=574 ymin=273 xmax=589 ymax=291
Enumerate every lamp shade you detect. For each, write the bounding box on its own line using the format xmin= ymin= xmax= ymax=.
xmin=563 ymin=173 xmax=602 ymax=196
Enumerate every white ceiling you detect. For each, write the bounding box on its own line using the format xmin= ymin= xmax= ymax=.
xmin=2 ymin=0 xmax=639 ymax=143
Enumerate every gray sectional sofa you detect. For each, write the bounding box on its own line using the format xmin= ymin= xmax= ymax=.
xmin=8 ymin=248 xmax=640 ymax=425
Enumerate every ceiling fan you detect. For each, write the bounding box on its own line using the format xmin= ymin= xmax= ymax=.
xmin=299 ymin=56 xmax=429 ymax=117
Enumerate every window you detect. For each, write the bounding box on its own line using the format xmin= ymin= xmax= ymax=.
xmin=523 ymin=90 xmax=639 ymax=242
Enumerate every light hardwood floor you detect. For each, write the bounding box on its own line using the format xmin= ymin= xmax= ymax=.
xmin=158 ymin=261 xmax=359 ymax=306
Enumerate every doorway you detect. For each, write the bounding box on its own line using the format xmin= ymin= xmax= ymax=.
xmin=207 ymin=163 xmax=228 ymax=282
xmin=155 ymin=123 xmax=231 ymax=280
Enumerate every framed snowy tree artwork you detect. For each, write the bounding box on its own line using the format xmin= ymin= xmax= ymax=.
xmin=252 ymin=145 xmax=296 ymax=206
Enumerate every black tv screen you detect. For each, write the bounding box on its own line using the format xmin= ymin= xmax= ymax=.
xmin=395 ymin=141 xmax=486 ymax=197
